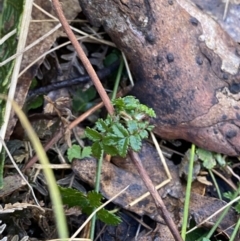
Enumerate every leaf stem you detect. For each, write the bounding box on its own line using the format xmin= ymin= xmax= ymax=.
xmin=181 ymin=144 xmax=195 ymax=240
xmin=90 ymin=149 xmax=104 ymax=240
xmin=209 ymin=169 xmax=222 ymax=200
xmin=229 ymin=216 xmax=240 ymax=241
xmin=111 ymin=57 xmax=124 ymax=101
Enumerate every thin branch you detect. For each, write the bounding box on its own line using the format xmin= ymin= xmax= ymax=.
xmin=128 ymin=150 xmax=183 ymax=241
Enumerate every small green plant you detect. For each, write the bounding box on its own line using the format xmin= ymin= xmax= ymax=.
xmin=67 ymin=144 xmax=92 ymax=162
xmin=85 ymin=95 xmax=156 ymax=159
xmin=25 ymin=78 xmax=44 ymax=111
xmin=72 ymin=86 xmax=96 ymax=112
xmin=196 ymin=148 xmax=226 ymax=170
xmin=59 ymin=186 xmax=121 ymax=225
xmin=224 ymin=190 xmax=240 ymax=213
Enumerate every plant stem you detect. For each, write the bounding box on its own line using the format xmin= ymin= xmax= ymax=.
xmin=111 ymin=57 xmax=124 ymax=101
xmin=181 ymin=144 xmax=195 ymax=240
xmin=90 ymin=149 xmax=104 ymax=240
xmin=128 ymin=150 xmax=183 ymax=241
xmin=52 ymin=0 xmax=114 ymax=115
xmin=229 ymin=216 xmax=240 ymax=241
xmin=209 ymin=169 xmax=222 ymax=200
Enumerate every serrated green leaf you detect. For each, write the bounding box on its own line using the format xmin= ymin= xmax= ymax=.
xmin=81 ymin=146 xmax=92 ymax=158
xmin=27 ymin=95 xmax=43 ymax=111
xmin=104 ymin=50 xmax=120 ymax=66
xmin=72 ymin=87 xmax=96 ymax=112
xmin=202 ymin=158 xmax=216 ymax=170
xmin=196 ymin=148 xmax=213 ymax=162
xmin=85 ymin=127 xmax=102 ymax=141
xmin=138 ymin=104 xmax=156 ymax=118
xmin=96 ymin=119 xmax=110 ymax=133
xmin=60 ymin=187 xmax=121 ymax=225
xmin=235 ymin=202 xmax=240 ymax=214
xmin=117 ymin=137 xmax=129 ymax=157
xmin=59 ymin=186 xmax=88 ymax=208
xmin=196 ymin=148 xmax=216 ymax=169
xmin=139 ymin=129 xmax=148 ymax=139
xmin=102 ymin=144 xmax=119 ymax=156
xmin=129 ymin=135 xmax=142 ymax=152
xmin=147 ymin=125 xmax=155 ymax=131
xmin=138 ymin=121 xmax=148 ymax=130
xmin=97 ymin=208 xmax=121 ymax=225
xmin=102 ymin=135 xmax=120 ymax=145
xmin=82 ymin=206 xmax=94 ymax=216
xmin=87 ymin=190 xmax=102 ymax=207
xmin=185 ymin=227 xmax=208 ymax=241
xmin=111 ymin=123 xmax=128 ymax=138
xmin=223 ymin=191 xmax=234 ymax=200
xmin=67 ymin=144 xmax=81 ymax=162
xmin=112 ymin=98 xmax=125 ymax=110
xmin=123 ymin=96 xmax=139 ymax=109
xmin=127 ymin=120 xmax=138 ymax=134
xmin=214 ymin=153 xmax=226 ymax=166
xmin=92 ymin=142 xmax=102 ymax=159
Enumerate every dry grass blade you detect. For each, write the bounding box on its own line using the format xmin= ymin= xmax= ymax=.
xmin=0 ymin=137 xmax=40 ymax=206
xmin=33 ymin=2 xmax=58 ymax=21
xmin=0 ymin=24 xmax=61 ymax=67
xmin=0 ymin=29 xmax=17 ymax=45
xmin=33 ymin=163 xmax=71 ymax=169
xmin=223 ymin=0 xmax=230 ymax=20
xmin=121 ymin=52 xmax=134 ymax=87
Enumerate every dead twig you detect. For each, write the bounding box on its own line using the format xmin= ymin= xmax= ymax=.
xmin=129 ymin=150 xmax=183 ymax=241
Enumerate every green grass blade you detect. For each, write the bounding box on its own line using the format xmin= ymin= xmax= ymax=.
xmin=181 ymin=144 xmax=195 ymax=240
xmin=3 ymin=96 xmax=69 ymax=239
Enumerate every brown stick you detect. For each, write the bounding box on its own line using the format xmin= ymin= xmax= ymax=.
xmin=51 ymin=0 xmax=114 ymax=116
xmin=129 ymin=150 xmax=183 ymax=241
